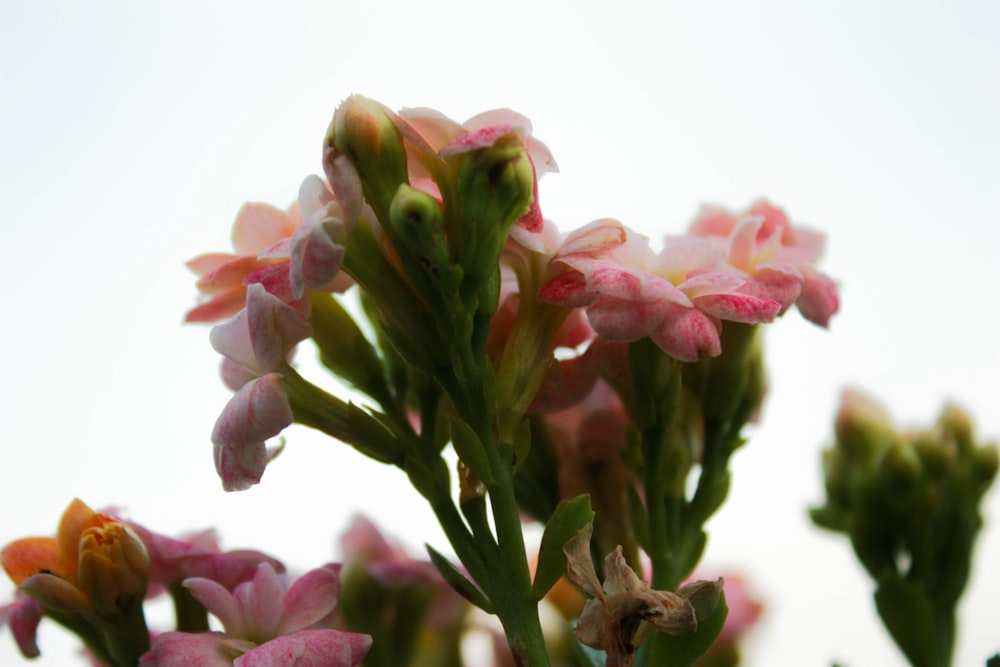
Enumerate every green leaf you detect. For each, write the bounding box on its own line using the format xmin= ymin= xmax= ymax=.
xmin=645 ymin=589 xmax=729 ymax=667
xmin=425 ymin=544 xmax=493 ymax=613
xmin=531 ymin=495 xmax=595 ymax=600
xmin=874 ymin=575 xmax=936 ymax=667
xmin=449 ymin=419 xmax=495 ymax=485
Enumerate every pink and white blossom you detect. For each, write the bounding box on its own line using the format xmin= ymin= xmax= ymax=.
xmin=540 ymin=220 xmax=781 ymax=362
xmin=117 ymin=521 xmax=284 ymax=598
xmin=186 ymin=176 xmax=354 ymax=324
xmin=689 ymin=200 xmax=839 ymax=327
xmin=140 ymin=562 xmax=370 ymax=667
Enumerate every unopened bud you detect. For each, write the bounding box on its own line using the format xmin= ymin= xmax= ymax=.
xmin=77 ymin=522 xmax=150 ymax=616
xmin=327 ymin=95 xmax=408 ymax=222
xmin=18 ymin=572 xmax=92 ymax=613
xmin=938 ymin=403 xmax=975 ymax=456
xmin=834 ymin=389 xmax=895 ymax=461
xmin=879 ymin=442 xmax=922 ymax=507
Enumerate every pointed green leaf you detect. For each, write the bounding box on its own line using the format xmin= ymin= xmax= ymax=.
xmin=531 ymin=495 xmax=595 ymax=600
xmin=450 ymin=419 xmax=495 ymax=485
xmin=874 ymin=575 xmax=936 ymax=667
xmin=425 ymin=544 xmax=493 ymax=613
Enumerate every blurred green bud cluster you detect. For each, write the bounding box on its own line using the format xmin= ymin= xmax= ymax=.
xmin=811 ymin=389 xmax=997 ymax=667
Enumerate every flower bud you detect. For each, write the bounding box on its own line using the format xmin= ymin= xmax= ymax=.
xmin=327 ymin=95 xmax=408 ymax=224
xmin=77 ymin=522 xmax=150 ymax=616
xmin=878 ymin=441 xmax=922 ymax=511
xmin=834 ymin=389 xmax=895 ymax=461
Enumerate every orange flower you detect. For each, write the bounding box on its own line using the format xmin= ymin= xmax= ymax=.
xmin=1 ymin=499 xmax=149 ymax=615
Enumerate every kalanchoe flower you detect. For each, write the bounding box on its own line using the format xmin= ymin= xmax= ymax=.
xmin=209 ymin=283 xmax=313 ymax=490
xmin=123 ymin=522 xmax=284 ymax=595
xmin=563 ymin=524 xmax=704 ymax=667
xmin=186 ymin=175 xmax=353 ymax=324
xmin=1 ymin=499 xmax=150 ymax=616
xmin=185 ymin=200 xmax=301 ymax=323
xmin=688 ymin=200 xmax=839 ymax=327
xmin=141 ymin=562 xmax=371 ymax=666
xmin=540 ymin=219 xmax=782 ymax=362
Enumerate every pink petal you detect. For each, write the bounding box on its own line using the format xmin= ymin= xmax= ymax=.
xmin=537 ymin=270 xmax=595 ymax=307
xmin=139 ymin=632 xmax=234 ymax=667
xmin=439 ymin=124 xmax=515 ymax=157
xmin=694 ymin=292 xmax=781 ymax=324
xmin=586 ymin=295 xmax=667 ymax=342
xmin=231 ymin=203 xmax=299 ymax=256
xmin=323 ymin=151 xmax=364 ymax=227
xmin=288 ymin=224 xmax=347 ymax=300
xmin=234 ymin=630 xmax=371 ymax=667
xmin=246 ymin=284 xmax=313 ymax=374
xmin=0 ymin=592 xmax=42 ymax=658
xmin=210 ymin=309 xmax=257 ymax=373
xmin=197 ymin=256 xmax=270 ymax=295
xmin=185 ymin=291 xmax=248 ymax=325
xmin=651 ymin=305 xmax=722 ymax=362
xmin=796 ymin=268 xmax=840 ymax=327
xmin=187 ymin=253 xmax=238 ymax=278
xmin=220 ymin=357 xmax=257 ymax=392
xmin=236 ymin=563 xmax=284 ymax=641
xmin=278 ymin=567 xmax=340 ymax=635
xmin=688 ymin=204 xmax=738 ymax=238
xmin=184 ymin=577 xmax=246 ymax=638
xmin=556 ymin=219 xmax=628 ymax=258
xmin=211 ymin=374 xmax=293 ymax=491
xmin=127 ymin=522 xmax=282 ymax=591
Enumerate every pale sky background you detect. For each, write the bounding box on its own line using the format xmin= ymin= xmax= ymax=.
xmin=1 ymin=1 xmax=998 ymax=665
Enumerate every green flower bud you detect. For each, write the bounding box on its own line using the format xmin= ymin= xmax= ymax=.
xmin=834 ymin=390 xmax=895 ymax=462
xmin=329 ymin=95 xmax=408 ymax=222
xmin=878 ymin=442 xmax=922 ymax=511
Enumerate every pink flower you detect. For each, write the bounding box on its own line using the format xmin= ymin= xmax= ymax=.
xmin=186 ymin=176 xmax=354 ymax=324
xmin=209 ymin=284 xmax=313 ymax=490
xmin=140 ymin=563 xmax=371 ymax=667
xmin=689 ymin=200 xmax=839 ymax=327
xmin=123 ymin=522 xmax=284 ymax=595
xmin=185 ymin=200 xmax=301 ymax=324
xmin=540 ymin=220 xmax=782 ymax=362
xmin=0 ymin=590 xmax=42 ymax=658
xmin=399 ymin=106 xmax=558 ymax=179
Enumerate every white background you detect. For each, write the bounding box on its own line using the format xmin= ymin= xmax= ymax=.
xmin=1 ymin=1 xmax=998 ymax=665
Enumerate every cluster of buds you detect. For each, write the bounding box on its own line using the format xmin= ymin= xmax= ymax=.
xmin=811 ymin=390 xmax=998 ymax=667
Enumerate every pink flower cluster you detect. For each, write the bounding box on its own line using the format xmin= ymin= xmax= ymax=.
xmin=537 ymin=201 xmax=838 ymax=362
xmin=189 ymin=102 xmax=558 ymax=491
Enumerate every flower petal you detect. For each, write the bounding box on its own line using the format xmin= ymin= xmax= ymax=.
xmin=139 ymin=631 xmax=234 ymax=667
xmin=211 ymin=374 xmax=293 ymax=491
xmin=184 ymin=577 xmax=246 ymax=638
xmin=234 ymin=630 xmax=371 ymax=667
xmin=278 ymin=566 xmax=340 ymax=635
